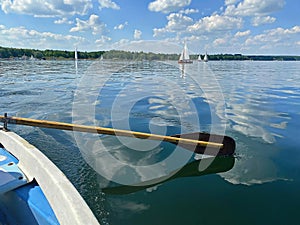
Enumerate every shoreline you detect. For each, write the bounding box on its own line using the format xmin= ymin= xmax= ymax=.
xmin=0 ymin=46 xmax=299 ymax=61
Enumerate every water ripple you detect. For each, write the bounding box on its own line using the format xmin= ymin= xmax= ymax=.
xmin=1 ymin=60 xmax=300 ymax=224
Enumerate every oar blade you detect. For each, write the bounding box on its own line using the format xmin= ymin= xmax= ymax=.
xmin=172 ymin=132 xmax=235 ymax=156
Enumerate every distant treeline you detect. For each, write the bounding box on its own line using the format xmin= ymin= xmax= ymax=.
xmin=202 ymin=54 xmax=300 ymax=61
xmin=0 ymin=46 xmax=299 ymax=61
xmin=0 ymin=46 xmax=105 ymax=60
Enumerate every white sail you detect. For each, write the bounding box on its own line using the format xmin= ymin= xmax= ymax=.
xmin=184 ymin=43 xmax=190 ymax=60
xmin=179 ymin=50 xmax=184 ymax=61
xmin=198 ymin=54 xmax=202 ymax=61
xmin=75 ymin=48 xmax=78 ymax=60
xmin=30 ymin=55 xmax=36 ymax=60
xmin=203 ymin=52 xmax=208 ymax=62
xmin=178 ymin=42 xmax=192 ymax=63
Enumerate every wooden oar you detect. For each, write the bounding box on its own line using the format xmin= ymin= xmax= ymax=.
xmin=0 ymin=114 xmax=235 ymax=156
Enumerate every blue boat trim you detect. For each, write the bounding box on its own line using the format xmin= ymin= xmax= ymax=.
xmin=0 ymin=147 xmax=27 ymax=194
xmin=1 ymin=181 xmax=59 ymax=225
xmin=0 ymin=146 xmax=59 ymax=224
xmin=0 ymin=129 xmax=100 ymax=225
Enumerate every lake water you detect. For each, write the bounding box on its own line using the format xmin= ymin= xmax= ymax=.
xmin=0 ymin=59 xmax=300 ymax=225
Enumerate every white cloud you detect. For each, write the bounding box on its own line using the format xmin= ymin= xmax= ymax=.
xmin=225 ymin=0 xmax=285 ymax=16
xmin=245 ymin=26 xmax=300 ymax=46
xmin=110 ymin=38 xmax=130 ymax=49
xmin=153 ymin=28 xmax=166 ymax=37
xmin=70 ymin=14 xmax=106 ymax=35
xmin=187 ymin=14 xmax=243 ymax=34
xmin=114 ymin=40 xmax=182 ymax=54
xmin=114 ymin=21 xmax=128 ymax=30
xmin=98 ymin=0 xmax=120 ymax=10
xmin=153 ymin=13 xmax=194 ymax=37
xmin=0 ymin=0 xmax=92 ymax=17
xmin=251 ymin=16 xmax=276 ymax=26
xmin=134 ymin=29 xmax=142 ymax=39
xmin=179 ymin=8 xmax=199 ymax=15
xmin=148 ymin=0 xmax=191 ymax=14
xmin=95 ymin=35 xmax=112 ymax=48
xmin=213 ymin=37 xmax=227 ymax=46
xmin=166 ymin=13 xmax=194 ymax=31
xmin=153 ymin=13 xmax=244 ymax=42
xmin=54 ymin=17 xmax=73 ymax=24
xmin=235 ymin=30 xmax=251 ymax=37
xmin=0 ymin=25 xmax=85 ymax=50
xmin=225 ymin=0 xmax=239 ymax=5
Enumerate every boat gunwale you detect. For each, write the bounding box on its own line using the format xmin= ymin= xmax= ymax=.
xmin=0 ymin=128 xmax=99 ymax=225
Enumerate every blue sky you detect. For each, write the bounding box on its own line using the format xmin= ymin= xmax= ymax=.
xmin=0 ymin=0 xmax=299 ymax=54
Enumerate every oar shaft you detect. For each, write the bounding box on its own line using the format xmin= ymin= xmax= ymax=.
xmin=0 ymin=115 xmax=223 ymax=149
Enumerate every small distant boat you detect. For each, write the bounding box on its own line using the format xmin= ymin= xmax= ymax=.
xmin=30 ymin=55 xmax=37 ymax=61
xmin=75 ymin=47 xmax=78 ymax=60
xmin=203 ymin=51 xmax=208 ymax=62
xmin=178 ymin=42 xmax=193 ymax=64
xmin=198 ymin=54 xmax=202 ymax=61
xmin=21 ymin=54 xmax=27 ymax=60
xmin=0 ymin=127 xmax=99 ymax=225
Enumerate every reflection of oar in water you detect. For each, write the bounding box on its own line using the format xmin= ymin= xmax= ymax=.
xmin=0 ymin=114 xmax=235 ymax=156
xmin=102 ymin=156 xmax=235 ymax=195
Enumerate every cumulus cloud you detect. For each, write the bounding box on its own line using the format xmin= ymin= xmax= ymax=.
xmin=153 ymin=13 xmax=194 ymax=37
xmin=251 ymin=16 xmax=276 ymax=26
xmin=235 ymin=30 xmax=251 ymax=37
xmin=70 ymin=14 xmax=106 ymax=35
xmin=0 ymin=25 xmax=85 ymax=49
xmin=167 ymin=13 xmax=194 ymax=30
xmin=245 ymin=26 xmax=300 ymax=46
xmin=179 ymin=8 xmax=199 ymax=15
xmin=113 ymin=40 xmax=182 ymax=54
xmin=134 ymin=29 xmax=142 ymax=39
xmin=153 ymin=13 xmax=244 ymax=40
xmin=213 ymin=37 xmax=227 ymax=46
xmin=0 ymin=0 xmax=92 ymax=17
xmin=95 ymin=35 xmax=112 ymax=48
xmin=114 ymin=21 xmax=128 ymax=30
xmin=148 ymin=0 xmax=191 ymax=14
xmin=98 ymin=0 xmax=120 ymax=10
xmin=225 ymin=0 xmax=285 ymax=16
xmin=187 ymin=14 xmax=243 ymax=34
xmin=54 ymin=17 xmax=73 ymax=24
xmin=110 ymin=38 xmax=130 ymax=49
xmin=225 ymin=0 xmax=239 ymax=5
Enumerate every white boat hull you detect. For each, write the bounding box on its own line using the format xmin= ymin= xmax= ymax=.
xmin=0 ymin=129 xmax=99 ymax=225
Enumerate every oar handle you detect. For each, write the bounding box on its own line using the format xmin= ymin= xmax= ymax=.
xmin=0 ymin=115 xmax=224 ymax=149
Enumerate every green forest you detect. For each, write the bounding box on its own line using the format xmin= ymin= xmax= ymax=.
xmin=0 ymin=46 xmax=299 ymax=61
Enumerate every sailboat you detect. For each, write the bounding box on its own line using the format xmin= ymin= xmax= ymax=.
xmin=197 ymin=54 xmax=202 ymax=61
xmin=203 ymin=51 xmax=208 ymax=62
xmin=29 ymin=55 xmax=37 ymax=61
xmin=178 ymin=42 xmax=193 ymax=64
xmin=74 ymin=47 xmax=78 ymax=70
xmin=75 ymin=47 xmax=78 ymax=61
